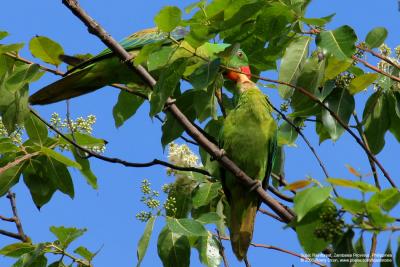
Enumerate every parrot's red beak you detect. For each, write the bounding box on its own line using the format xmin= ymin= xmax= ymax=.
xmin=225 ymin=66 xmax=252 ymax=81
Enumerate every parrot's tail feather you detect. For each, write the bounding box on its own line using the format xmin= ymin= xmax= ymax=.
xmin=29 ymin=67 xmax=104 ymax=105
xmin=229 ymin=199 xmax=258 ymax=261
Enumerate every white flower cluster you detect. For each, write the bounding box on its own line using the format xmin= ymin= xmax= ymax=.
xmin=167 ymin=142 xmax=200 ymax=169
xmin=374 ymin=44 xmax=400 ymax=91
xmin=0 ymin=117 xmax=22 ymax=144
xmin=50 ymin=113 xmax=105 ymax=153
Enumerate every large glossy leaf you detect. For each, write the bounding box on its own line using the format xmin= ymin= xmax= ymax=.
xmin=150 ymin=58 xmax=187 ymax=117
xmin=167 ymin=218 xmax=208 ymax=237
xmin=323 ymin=56 xmax=352 ymax=82
xmin=0 ymin=243 xmax=36 ymax=258
xmin=157 ymin=227 xmax=190 ymax=267
xmin=49 ymin=226 xmax=86 ymax=249
xmin=335 ymin=197 xmax=365 ymax=214
xmin=113 ymin=90 xmax=145 ymax=128
xmin=40 ymin=147 xmax=81 ymax=169
xmin=0 ymin=84 xmax=29 ymax=133
xmin=368 ymin=188 xmax=400 ymax=212
xmin=0 ymin=159 xmax=27 ymax=196
xmin=278 ymin=36 xmax=311 ymax=99
xmin=194 ymin=234 xmax=222 ymax=267
xmin=348 ymin=73 xmax=378 ymax=95
xmin=316 ymin=25 xmax=357 ymax=60
xmin=24 ymin=112 xmax=48 ymax=146
xmin=365 ymin=27 xmax=388 ymax=49
xmin=154 ymin=6 xmax=182 ymax=32
xmin=137 ymin=216 xmax=156 ymax=267
xmin=327 ymin=178 xmax=379 ymax=192
xmin=29 ymin=36 xmax=64 ymax=66
xmin=321 ymin=87 xmax=355 ymax=141
xmin=192 ymin=182 xmax=221 ymax=208
xmin=363 ymin=92 xmax=390 ymax=154
xmin=196 ymin=212 xmax=221 ymax=225
xmin=296 ymin=201 xmax=331 ymax=254
xmin=277 ymin=118 xmax=301 ymax=146
xmin=294 ymin=186 xmax=331 ymax=221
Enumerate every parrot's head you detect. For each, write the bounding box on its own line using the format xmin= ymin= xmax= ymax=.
xmin=223 ymin=49 xmax=251 ymax=81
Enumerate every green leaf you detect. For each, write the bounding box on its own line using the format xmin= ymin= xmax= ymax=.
xmin=321 ymin=87 xmax=355 ymax=141
xmin=48 ymin=261 xmax=67 ymax=267
xmin=327 ymin=178 xmax=379 ymax=192
xmin=299 ymin=13 xmax=335 ymax=26
xmin=0 ymin=31 xmax=9 ymax=40
xmin=365 ymin=202 xmax=395 ymax=228
xmin=5 ymin=64 xmax=41 ymax=92
xmin=363 ymin=92 xmax=390 ymax=154
xmin=74 ymin=246 xmax=95 ymax=262
xmin=58 ymin=132 xmax=105 ymax=148
xmin=137 ymin=216 xmax=156 ymax=267
xmin=40 ymin=147 xmax=81 ymax=169
xmin=196 ymin=212 xmax=221 ymax=225
xmin=331 ymin=229 xmax=355 ymax=267
xmin=157 ymin=227 xmax=190 ymax=267
xmin=161 ymin=90 xmax=196 ymax=148
xmin=369 ymin=188 xmax=400 ymax=212
xmin=316 ymin=25 xmax=357 ymax=60
xmin=324 ymin=56 xmax=352 ymax=82
xmin=24 ymin=112 xmax=48 ymax=146
xmin=348 ymin=73 xmax=378 ymax=94
xmin=278 ymin=36 xmax=311 ymax=99
xmin=194 ymin=234 xmax=222 ymax=267
xmin=49 ymin=226 xmax=86 ymax=249
xmin=72 ymin=149 xmax=97 ymax=190
xmin=192 ymin=182 xmax=221 ymax=208
xmin=381 ymin=240 xmax=394 ymax=267
xmin=113 ymin=90 xmax=144 ymax=128
xmin=147 ymin=46 xmax=175 ymax=71
xmin=296 ymin=201 xmax=331 ymax=254
xmin=354 ymin=235 xmax=367 ymax=267
xmin=0 ymin=43 xmax=24 ymax=55
xmin=0 ymin=160 xmax=27 ymax=196
xmin=365 ymin=27 xmax=388 ymax=49
xmin=134 ymin=41 xmax=163 ymax=65
xmin=150 ymin=58 xmax=187 ymax=117
xmin=9 ymin=243 xmax=46 ymax=267
xmin=0 ymin=243 xmax=36 ymax=258
xmin=277 ymin=118 xmax=301 ymax=146
xmin=0 ymin=138 xmax=18 ymax=153
xmin=29 ymin=36 xmax=64 ymax=66
xmin=335 ymin=197 xmax=365 ymax=214
xmin=167 ymin=218 xmax=208 ymax=237
xmin=188 ymin=59 xmax=220 ymax=91
xmin=154 ymin=6 xmax=182 ymax=32
xmin=294 ymin=186 xmax=331 ymax=221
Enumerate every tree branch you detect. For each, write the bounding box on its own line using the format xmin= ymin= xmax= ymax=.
xmin=6 ymin=192 xmax=28 ymax=242
xmin=61 ymin=0 xmax=295 ymax=223
xmin=216 ymin=229 xmax=229 ymax=267
xmin=217 ymin=234 xmax=326 ymax=267
xmin=30 ymin=109 xmax=210 ymax=176
xmin=352 ymin=55 xmax=400 ymax=83
xmin=356 ymin=44 xmax=400 ymax=70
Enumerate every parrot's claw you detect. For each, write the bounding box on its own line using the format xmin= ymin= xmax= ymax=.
xmin=211 ymin=149 xmax=226 ymax=161
xmin=163 ymin=98 xmax=176 ymax=111
xmin=249 ymin=180 xmax=262 ymax=192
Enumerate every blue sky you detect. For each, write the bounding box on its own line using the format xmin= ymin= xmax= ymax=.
xmin=1 ymin=0 xmax=400 ymax=266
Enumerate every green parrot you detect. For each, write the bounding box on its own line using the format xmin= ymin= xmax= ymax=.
xmin=220 ymin=73 xmax=277 ymax=261
xmin=28 ymin=27 xmax=251 ymax=105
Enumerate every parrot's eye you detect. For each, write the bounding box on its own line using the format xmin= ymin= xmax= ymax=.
xmin=237 ymin=51 xmax=243 ymax=58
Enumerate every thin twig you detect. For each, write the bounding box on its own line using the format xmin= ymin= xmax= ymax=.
xmin=353 ymin=55 xmax=400 ymax=83
xmin=30 ymin=109 xmax=211 ymax=176
xmin=258 ymin=208 xmax=284 ymax=222
xmin=216 ymin=229 xmax=229 ymax=267
xmin=243 ymin=256 xmax=251 ymax=267
xmin=154 ymin=115 xmax=198 ymax=146
xmin=356 ymin=44 xmax=400 ymax=70
xmin=61 ymin=0 xmax=295 ymax=223
xmin=267 ymin=185 xmax=293 ymax=202
xmin=7 ymin=191 xmax=28 ymax=242
xmin=217 ymin=234 xmax=326 ymax=267
xmin=0 ymin=229 xmax=24 ymax=241
xmin=352 ymin=112 xmax=381 ymax=189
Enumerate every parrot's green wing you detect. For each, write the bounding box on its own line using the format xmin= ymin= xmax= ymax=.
xmin=29 ymin=27 xmax=187 ymax=105
xmin=219 ymin=80 xmax=277 ymax=261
